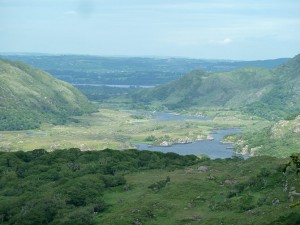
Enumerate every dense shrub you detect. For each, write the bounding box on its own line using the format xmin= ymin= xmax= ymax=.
xmin=0 ymin=148 xmax=198 ymax=224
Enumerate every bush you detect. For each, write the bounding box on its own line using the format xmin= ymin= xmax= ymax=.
xmin=148 ymin=176 xmax=170 ymax=192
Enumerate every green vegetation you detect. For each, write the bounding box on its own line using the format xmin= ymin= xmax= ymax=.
xmin=232 ymin=115 xmax=300 ymax=157
xmin=99 ymin=154 xmax=300 ymax=225
xmin=74 ymin=85 xmax=141 ymax=102
xmin=0 ymin=54 xmax=299 ymax=224
xmin=1 ymin=54 xmax=288 ymax=86
xmin=132 ymin=68 xmax=273 ymax=109
xmin=130 ymin=54 xmax=300 ymax=121
xmin=244 ymin=53 xmax=300 ymax=120
xmin=0 ymin=59 xmax=96 ymax=131
xmin=0 ymin=108 xmax=268 ymax=153
xmin=1 ymin=149 xmax=299 ymax=225
xmin=0 ymin=148 xmax=198 ymax=225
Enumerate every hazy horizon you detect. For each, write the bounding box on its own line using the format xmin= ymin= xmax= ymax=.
xmin=1 ymin=0 xmax=300 ymax=60
xmin=0 ymin=51 xmax=294 ymax=61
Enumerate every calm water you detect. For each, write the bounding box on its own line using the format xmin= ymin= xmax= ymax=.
xmin=136 ymin=129 xmax=245 ymax=159
xmin=133 ymin=111 xmax=245 ymax=159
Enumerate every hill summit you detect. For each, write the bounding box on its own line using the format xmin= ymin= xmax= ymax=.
xmin=0 ymin=59 xmax=96 ymax=130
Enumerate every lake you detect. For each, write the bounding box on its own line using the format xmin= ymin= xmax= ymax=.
xmin=133 ymin=111 xmax=246 ymax=159
xmin=136 ymin=128 xmax=245 ymax=159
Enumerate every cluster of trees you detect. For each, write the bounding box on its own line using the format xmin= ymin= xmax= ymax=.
xmin=0 ymin=108 xmax=83 ymax=131
xmin=0 ymin=109 xmax=41 ymax=131
xmin=0 ymin=148 xmax=198 ymax=225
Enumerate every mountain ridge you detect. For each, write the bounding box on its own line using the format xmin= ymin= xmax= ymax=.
xmin=0 ymin=59 xmax=96 ymax=130
xmin=131 ymin=53 xmax=300 ymax=120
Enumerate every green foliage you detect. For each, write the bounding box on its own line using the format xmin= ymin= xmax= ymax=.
xmin=97 ymin=155 xmax=300 ymax=225
xmin=0 ymin=59 xmax=96 ymax=131
xmin=148 ymin=176 xmax=171 ymax=192
xmin=144 ymin=135 xmax=156 ymax=142
xmin=131 ymin=54 xmax=300 ymax=121
xmin=0 ymin=149 xmax=299 ymax=224
xmin=234 ymin=115 xmax=300 ymax=157
xmin=75 ymin=85 xmax=141 ymax=102
xmin=264 ymin=212 xmax=300 ymax=225
xmin=284 ymin=154 xmax=300 ymax=175
xmin=0 ymin=148 xmax=198 ymax=224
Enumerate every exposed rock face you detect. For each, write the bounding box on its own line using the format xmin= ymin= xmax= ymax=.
xmin=293 ymin=124 xmax=300 ymax=133
xmin=177 ymin=137 xmax=192 ymax=144
xmin=224 ymin=179 xmax=237 ymax=185
xmin=159 ymin=141 xmax=172 ymax=146
xmin=198 ymin=166 xmax=208 ymax=173
xmin=158 ymin=135 xmax=214 ymax=147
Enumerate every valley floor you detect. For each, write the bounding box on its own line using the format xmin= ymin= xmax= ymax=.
xmin=0 ymin=107 xmax=271 ymax=155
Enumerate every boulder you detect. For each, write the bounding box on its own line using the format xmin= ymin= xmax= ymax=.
xmin=198 ymin=166 xmax=208 ymax=173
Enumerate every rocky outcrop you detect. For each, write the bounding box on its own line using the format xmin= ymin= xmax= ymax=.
xmin=177 ymin=137 xmax=192 ymax=144
xmin=159 ymin=141 xmax=172 ymax=146
xmin=197 ymin=166 xmax=208 ymax=173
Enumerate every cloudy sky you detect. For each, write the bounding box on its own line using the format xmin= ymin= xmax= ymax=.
xmin=1 ymin=0 xmax=299 ymax=60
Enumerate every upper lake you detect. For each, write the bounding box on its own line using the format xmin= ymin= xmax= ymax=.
xmin=133 ymin=111 xmax=246 ymax=159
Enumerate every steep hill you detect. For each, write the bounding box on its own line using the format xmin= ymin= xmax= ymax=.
xmin=132 ymin=68 xmax=274 ymax=109
xmin=232 ymin=114 xmax=300 ymax=157
xmin=132 ymin=53 xmax=300 ymax=120
xmin=244 ymin=54 xmax=300 ymax=119
xmin=0 ymin=59 xmax=96 ymax=130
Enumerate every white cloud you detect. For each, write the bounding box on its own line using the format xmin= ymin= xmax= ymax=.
xmin=223 ymin=38 xmax=232 ymax=44
xmin=209 ymin=38 xmax=233 ymax=45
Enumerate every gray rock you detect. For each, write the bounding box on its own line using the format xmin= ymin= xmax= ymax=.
xmin=198 ymin=166 xmax=208 ymax=172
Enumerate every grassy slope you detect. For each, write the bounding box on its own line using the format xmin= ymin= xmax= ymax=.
xmin=131 ymin=53 xmax=300 ymax=121
xmin=0 ymin=149 xmax=299 ymax=225
xmin=0 ymin=59 xmax=96 ymax=130
xmin=231 ymin=115 xmax=300 ymax=157
xmin=244 ymin=53 xmax=300 ymax=120
xmin=132 ymin=68 xmax=274 ymax=109
xmin=98 ymin=155 xmax=299 ymax=225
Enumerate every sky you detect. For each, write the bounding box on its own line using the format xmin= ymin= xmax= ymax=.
xmin=0 ymin=0 xmax=300 ymax=60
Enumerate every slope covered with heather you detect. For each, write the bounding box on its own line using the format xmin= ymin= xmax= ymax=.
xmin=132 ymin=54 xmax=300 ymax=121
xmin=0 ymin=59 xmax=96 ymax=130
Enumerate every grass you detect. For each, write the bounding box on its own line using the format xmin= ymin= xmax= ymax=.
xmin=96 ymin=156 xmax=300 ymax=225
xmin=0 ymin=108 xmax=269 ymax=152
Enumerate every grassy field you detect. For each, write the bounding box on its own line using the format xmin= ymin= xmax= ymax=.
xmin=0 ymin=108 xmax=270 ymax=153
xmin=97 ymin=156 xmax=300 ymax=225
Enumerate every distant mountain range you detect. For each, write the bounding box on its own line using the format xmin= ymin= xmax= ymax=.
xmin=132 ymin=53 xmax=300 ymax=120
xmin=0 ymin=54 xmax=289 ymax=86
xmin=0 ymin=59 xmax=96 ymax=130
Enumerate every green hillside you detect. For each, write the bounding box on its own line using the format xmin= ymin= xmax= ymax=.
xmin=0 ymin=149 xmax=299 ymax=225
xmin=231 ymin=115 xmax=300 ymax=157
xmin=244 ymin=54 xmax=300 ymax=120
xmin=132 ymin=68 xmax=274 ymax=109
xmin=0 ymin=59 xmax=96 ymax=130
xmin=132 ymin=53 xmax=300 ymax=120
